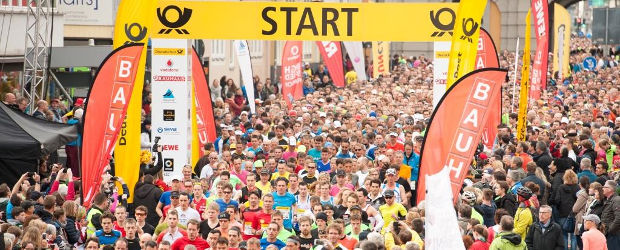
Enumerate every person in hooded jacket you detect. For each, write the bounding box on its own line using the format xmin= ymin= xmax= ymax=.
xmin=133 ymin=174 xmax=163 ymax=228
xmin=489 ymin=215 xmax=526 ymax=250
xmin=494 ymin=181 xmax=517 ymax=216
xmin=551 ymin=170 xmax=580 ymax=250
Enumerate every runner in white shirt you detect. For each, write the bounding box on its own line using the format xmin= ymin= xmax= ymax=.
xmin=160 ymin=210 xmax=184 ymax=244
xmin=175 ymin=192 xmax=201 ymax=226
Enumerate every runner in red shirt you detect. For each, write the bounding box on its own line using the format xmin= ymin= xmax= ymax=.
xmin=171 ymin=220 xmax=209 ymax=250
xmin=191 ymin=183 xmax=208 ymax=220
xmin=241 ymin=191 xmax=262 ymax=240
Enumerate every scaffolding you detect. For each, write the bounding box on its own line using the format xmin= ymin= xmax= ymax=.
xmin=21 ymin=0 xmax=51 ymax=114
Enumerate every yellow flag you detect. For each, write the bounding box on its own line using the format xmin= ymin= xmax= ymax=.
xmin=446 ymin=0 xmax=487 ymax=88
xmin=553 ymin=3 xmax=571 ymax=80
xmin=112 ymin=0 xmax=156 ymax=202
xmin=191 ymin=80 xmax=199 ymax=167
xmin=372 ymin=41 xmax=390 ymax=78
xmin=517 ymin=10 xmax=531 ymax=142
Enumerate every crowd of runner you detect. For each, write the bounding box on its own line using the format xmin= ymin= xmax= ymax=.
xmin=0 ymin=36 xmax=619 ymax=250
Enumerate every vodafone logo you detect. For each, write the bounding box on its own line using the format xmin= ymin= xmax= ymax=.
xmin=291 ymin=45 xmax=299 ymax=55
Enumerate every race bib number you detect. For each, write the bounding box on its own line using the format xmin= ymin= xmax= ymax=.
xmin=244 ymin=222 xmax=253 ymax=235
xmin=276 ymin=206 xmax=291 ymax=220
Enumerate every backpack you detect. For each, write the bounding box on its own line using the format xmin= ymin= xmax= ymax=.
xmin=528 ymin=206 xmax=539 ymax=223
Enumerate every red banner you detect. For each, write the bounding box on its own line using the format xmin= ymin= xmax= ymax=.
xmin=316 ymin=41 xmax=345 ymax=88
xmin=476 ymin=28 xmax=501 ymax=151
xmin=81 ymin=44 xmax=144 ymax=207
xmin=416 ymin=68 xmax=507 ymax=204
xmin=530 ymin=0 xmax=549 ymax=99
xmin=281 ymin=41 xmax=304 ymax=109
xmin=191 ymin=48 xmax=217 ymax=155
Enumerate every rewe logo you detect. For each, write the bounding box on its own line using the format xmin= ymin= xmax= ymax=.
xmin=157 ymin=5 xmax=193 ymax=34
xmin=162 ymin=145 xmax=179 ymax=151
xmin=430 ymin=8 xmax=456 ymax=37
xmin=163 ymin=89 xmax=175 ymax=99
xmin=459 ymin=18 xmax=479 ymax=43
xmin=124 ymin=23 xmax=147 ymax=45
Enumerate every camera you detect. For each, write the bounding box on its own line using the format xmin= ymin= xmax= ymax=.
xmin=153 ymin=136 xmax=161 ymax=151
xmin=110 ymin=176 xmax=118 ymax=182
xmin=26 ymin=172 xmax=34 ymax=178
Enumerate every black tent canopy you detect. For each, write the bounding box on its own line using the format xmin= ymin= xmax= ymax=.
xmin=0 ymin=102 xmax=78 ymax=187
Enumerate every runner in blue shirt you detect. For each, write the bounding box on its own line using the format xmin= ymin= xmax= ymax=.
xmin=272 ymin=177 xmax=297 ymax=230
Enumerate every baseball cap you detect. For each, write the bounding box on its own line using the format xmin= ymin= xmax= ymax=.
xmin=315 ymin=212 xmax=328 ymax=222
xmin=218 ymin=213 xmax=231 ymax=220
xmin=384 ymin=190 xmax=395 ymax=197
xmin=171 ymin=178 xmax=180 ymax=182
xmin=171 ymin=191 xmax=180 ymax=198
xmin=389 ymin=132 xmax=398 ymax=137
xmin=561 ymin=117 xmax=569 ymax=124
xmin=74 ymin=98 xmax=84 ymax=106
xmin=386 ymin=168 xmax=397 ymax=176
xmin=583 ymin=214 xmax=600 ymax=225
xmin=319 ymin=112 xmax=327 ymax=117
xmin=254 ymin=160 xmax=264 ymax=169
xmin=289 ymin=110 xmax=298 ymax=117
xmin=240 ymin=111 xmax=249 ymax=116
xmin=229 ymin=143 xmax=237 ymax=149
xmin=260 ymin=168 xmax=270 ymax=175
xmin=29 ymin=191 xmax=43 ymax=201
xmin=336 ymin=170 xmax=346 ymax=176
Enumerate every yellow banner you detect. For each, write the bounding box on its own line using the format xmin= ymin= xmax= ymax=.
xmin=152 ymin=1 xmax=457 ymax=41
xmin=553 ymin=3 xmax=571 ymax=80
xmin=113 ymin=0 xmax=156 ymax=202
xmin=372 ymin=41 xmax=390 ymax=78
xmin=517 ymin=10 xmax=532 ymax=142
xmin=191 ymin=80 xmax=199 ymax=168
xmin=445 ymin=0 xmax=487 ymax=88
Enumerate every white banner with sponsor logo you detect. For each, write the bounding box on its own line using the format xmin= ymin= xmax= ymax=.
xmin=433 ymin=41 xmax=450 ymax=107
xmin=57 ymin=0 xmax=115 ymax=25
xmin=343 ymin=41 xmax=367 ymax=81
xmin=151 ymin=39 xmax=192 ymax=182
xmin=234 ymin=40 xmax=256 ymax=113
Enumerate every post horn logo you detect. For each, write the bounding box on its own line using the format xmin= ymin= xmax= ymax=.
xmin=157 ymin=5 xmax=193 ymax=34
xmin=430 ymin=8 xmax=456 ymax=37
xmin=459 ymin=18 xmax=479 ymax=43
xmin=124 ymin=23 xmax=147 ymax=44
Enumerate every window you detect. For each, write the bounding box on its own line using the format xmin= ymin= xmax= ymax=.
xmin=248 ymin=40 xmax=263 ymax=59
xmin=303 ymin=41 xmax=312 ymax=60
xmin=211 ymin=40 xmax=225 ymax=62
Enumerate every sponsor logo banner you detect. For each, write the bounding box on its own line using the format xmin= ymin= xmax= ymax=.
xmin=343 ymin=42 xmax=367 ymax=81
xmin=112 ymin=0 xmax=155 ymax=203
xmin=151 ymin=1 xmax=458 ymax=41
xmin=281 ymin=41 xmax=304 ymax=109
xmin=417 ymin=68 xmax=507 ymax=205
xmin=433 ymin=41 xmax=451 ymax=107
xmin=81 ymin=44 xmax=144 ymax=208
xmin=517 ymin=10 xmax=532 ymax=142
xmin=151 ymin=39 xmax=192 ymax=182
xmin=476 ymin=28 xmax=501 ymax=151
xmin=530 ymin=0 xmax=549 ymax=99
xmin=234 ymin=40 xmax=256 ymax=113
xmin=317 ymin=41 xmax=345 ymax=88
xmin=446 ymin=0 xmax=487 ymax=88
xmin=190 ymin=48 xmax=217 ymax=160
xmin=553 ymin=3 xmax=571 ymax=80
xmin=372 ymin=41 xmax=390 ymax=79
